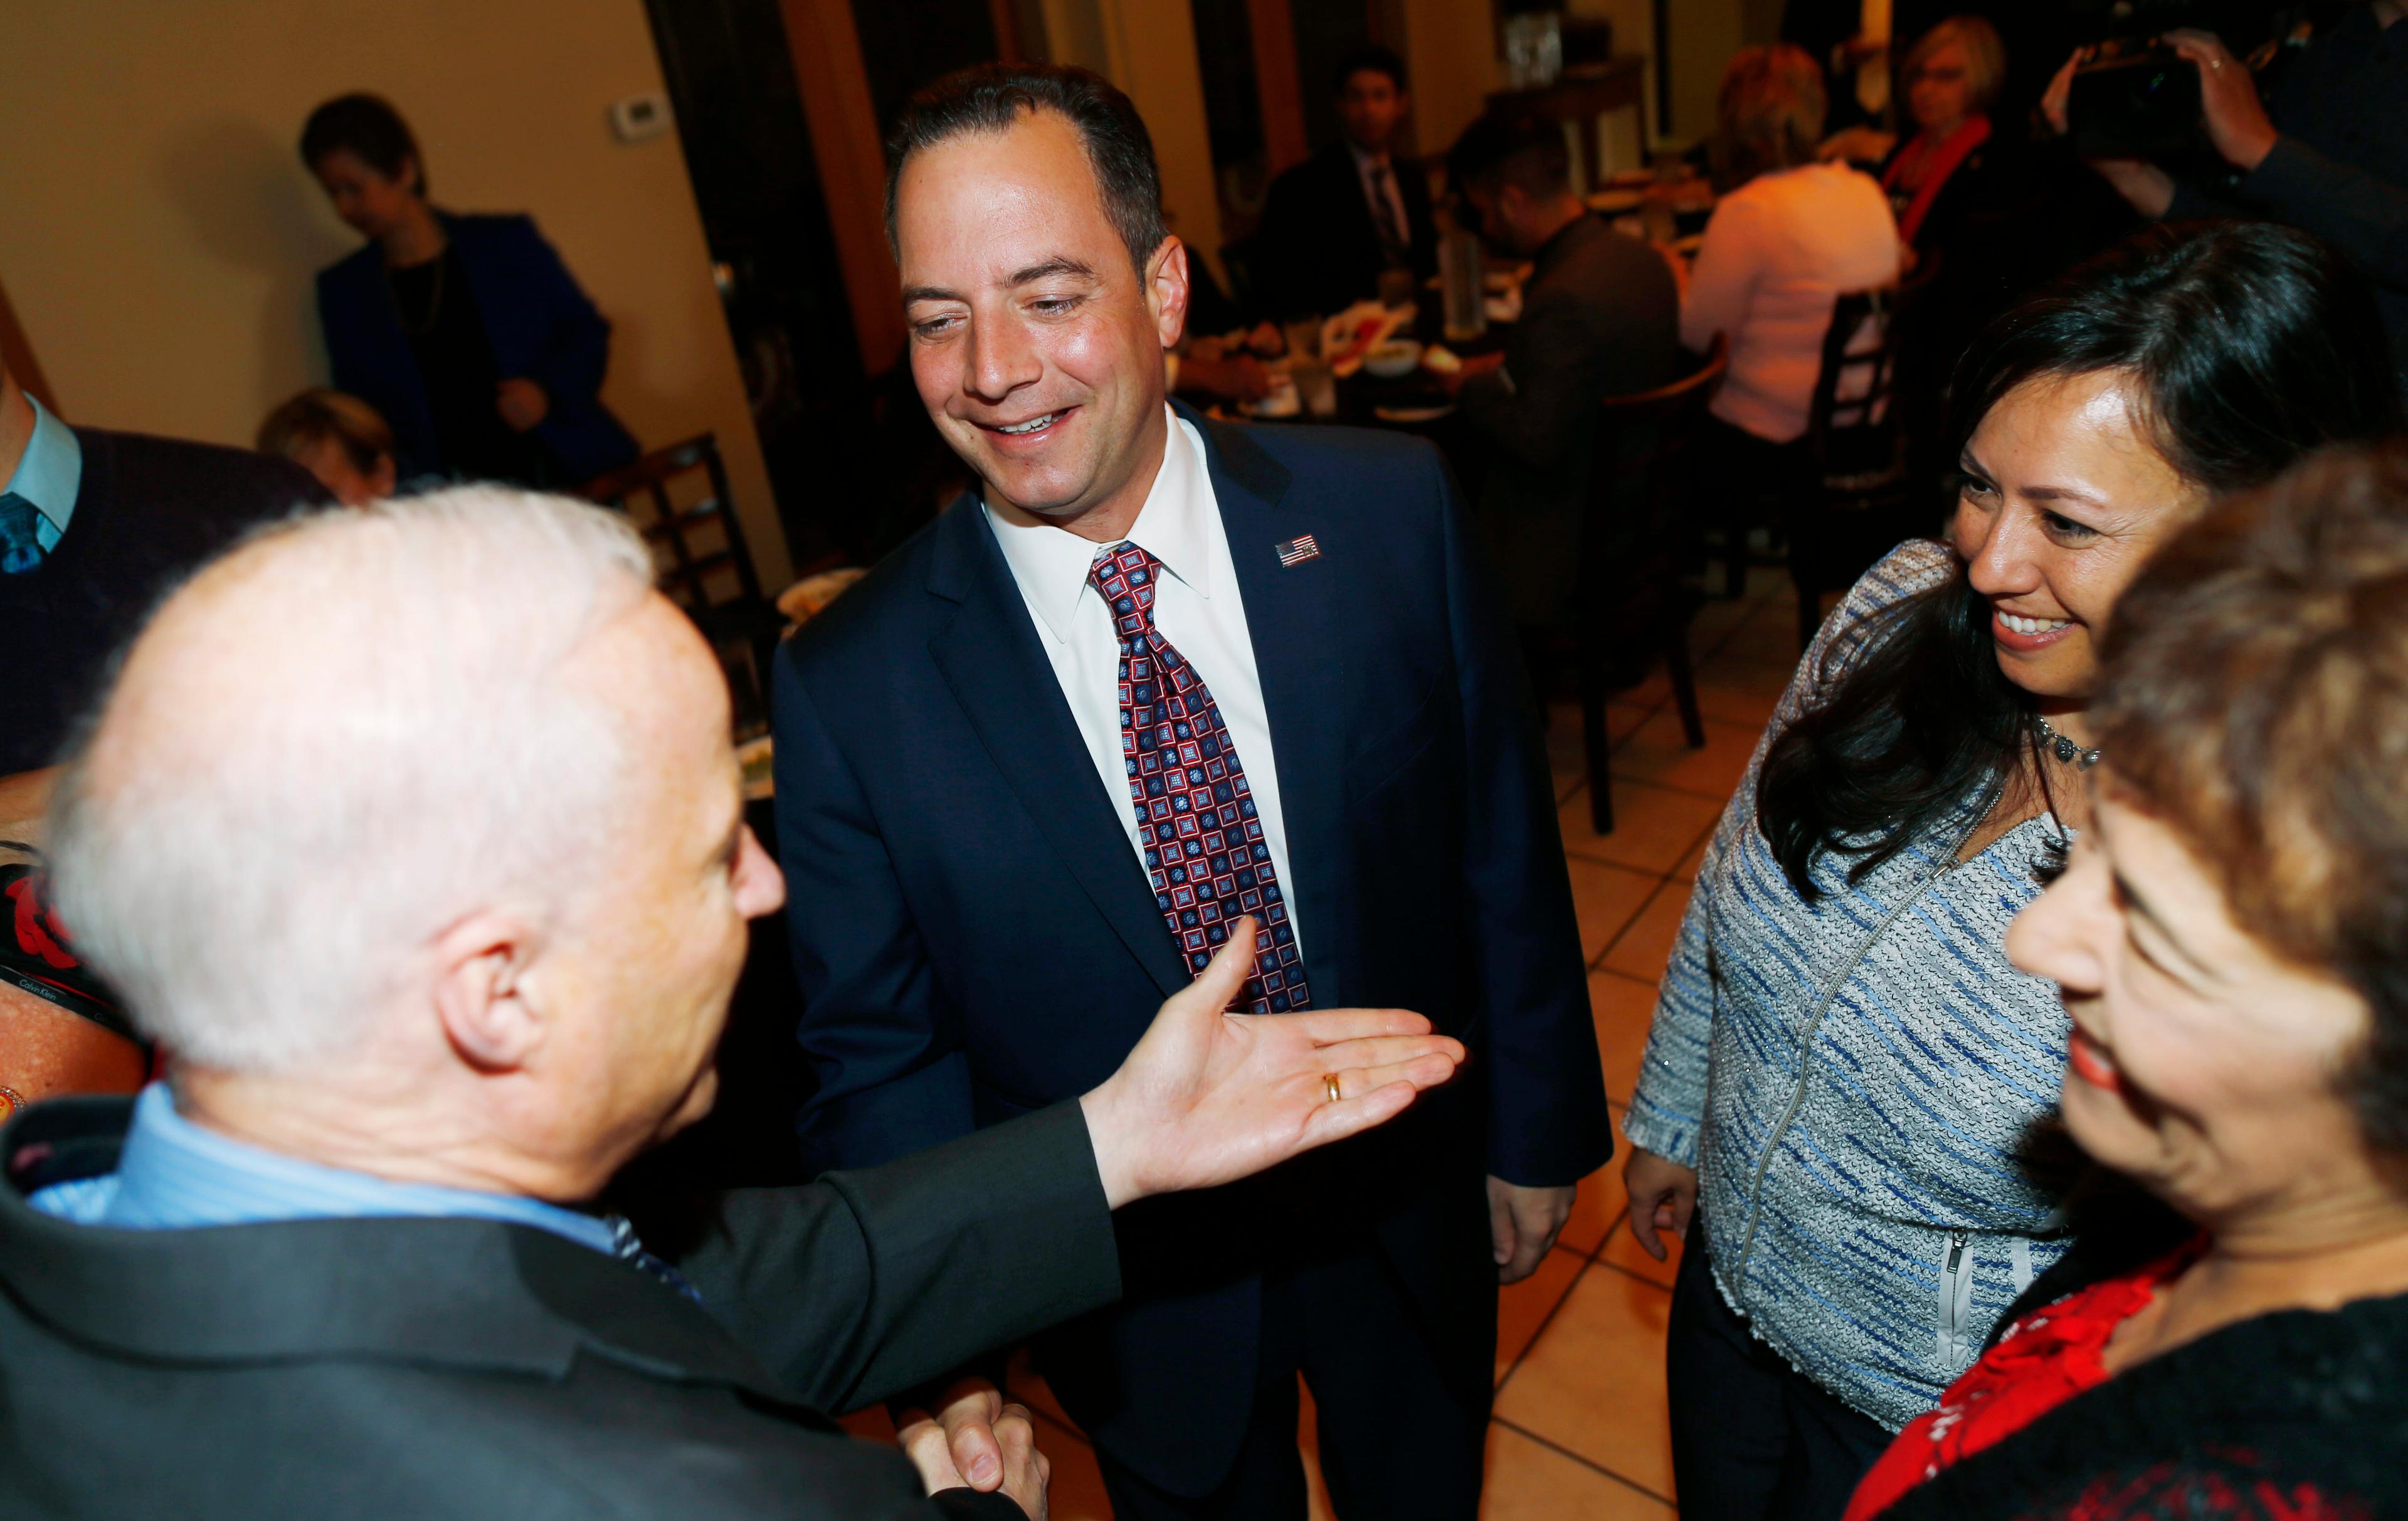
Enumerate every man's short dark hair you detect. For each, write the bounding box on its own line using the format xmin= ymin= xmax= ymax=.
xmin=1333 ymin=45 xmax=1407 ymax=95
xmin=1447 ymin=110 xmax=1571 ymax=201
xmin=885 ymin=63 xmax=1167 ymax=276
xmin=300 ymin=93 xmax=425 ymax=193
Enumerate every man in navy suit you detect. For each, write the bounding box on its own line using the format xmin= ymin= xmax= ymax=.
xmin=1253 ymin=48 xmax=1441 ymax=319
xmin=774 ymin=63 xmax=1611 ymax=1520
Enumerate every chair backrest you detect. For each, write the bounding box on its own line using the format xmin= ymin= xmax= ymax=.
xmin=1581 ymin=334 xmax=1729 ymax=588
xmin=1807 ymin=270 xmax=1933 ymax=491
xmin=579 ymin=433 xmax=763 ymax=617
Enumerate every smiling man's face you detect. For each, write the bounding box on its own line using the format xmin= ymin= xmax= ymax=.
xmin=894 ymin=108 xmax=1186 ymax=536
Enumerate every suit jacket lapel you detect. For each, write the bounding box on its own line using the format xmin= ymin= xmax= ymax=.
xmin=924 ymin=498 xmax=1188 ymax=999
xmin=1181 ymin=407 xmax=1356 ymax=1009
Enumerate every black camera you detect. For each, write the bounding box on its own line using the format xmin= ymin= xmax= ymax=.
xmin=2067 ymin=38 xmax=2204 ymax=159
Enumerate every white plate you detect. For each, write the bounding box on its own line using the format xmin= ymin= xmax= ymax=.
xmin=1374 ymin=403 xmax=1456 ymax=424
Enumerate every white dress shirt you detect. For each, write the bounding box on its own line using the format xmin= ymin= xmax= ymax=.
xmin=983 ymin=408 xmax=1306 ymax=960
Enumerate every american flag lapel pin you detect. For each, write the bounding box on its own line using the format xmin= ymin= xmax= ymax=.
xmin=1274 ymin=534 xmax=1322 ymax=568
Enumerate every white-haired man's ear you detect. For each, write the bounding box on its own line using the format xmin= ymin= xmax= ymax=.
xmin=431 ymin=914 xmax=547 ymax=1071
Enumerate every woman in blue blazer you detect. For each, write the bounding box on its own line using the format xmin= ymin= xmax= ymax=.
xmin=301 ymin=94 xmax=638 ymax=487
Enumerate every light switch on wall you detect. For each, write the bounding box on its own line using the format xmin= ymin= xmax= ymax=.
xmin=609 ymin=92 xmax=672 ymax=143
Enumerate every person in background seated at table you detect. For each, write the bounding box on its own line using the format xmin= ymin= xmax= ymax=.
xmin=1440 ymin=108 xmax=1682 ymax=639
xmin=1847 ymin=441 xmax=2408 ymax=1520
xmin=1682 ymin=43 xmax=1899 ymax=590
xmin=0 ymin=347 xmax=327 ymax=1115
xmin=0 ymin=486 xmax=1465 ymax=1520
xmin=1254 ymin=47 xmax=1440 ymax=320
xmin=303 ymin=93 xmax=640 ymax=490
xmin=1824 ymin=16 xmax=2015 ymax=498
xmin=257 ymin=388 xmax=399 ymax=507
xmin=779 ymin=61 xmax=1608 ymax=1521
xmin=1823 ymin=16 xmax=2007 ymax=272
xmin=1622 ymin=221 xmax=2402 ymax=1521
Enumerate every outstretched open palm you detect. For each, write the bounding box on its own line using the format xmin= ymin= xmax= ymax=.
xmin=1080 ymin=916 xmax=1465 ymax=1207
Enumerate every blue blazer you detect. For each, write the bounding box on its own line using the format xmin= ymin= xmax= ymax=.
xmin=771 ymin=405 xmax=1611 ymax=1495
xmin=315 ymin=211 xmax=638 ymax=482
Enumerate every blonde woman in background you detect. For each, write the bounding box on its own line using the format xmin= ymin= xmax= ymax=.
xmin=1683 ymin=43 xmax=1901 ymax=591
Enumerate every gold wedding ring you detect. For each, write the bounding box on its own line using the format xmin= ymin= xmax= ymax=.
xmin=1324 ymin=1073 xmax=1343 ymax=1103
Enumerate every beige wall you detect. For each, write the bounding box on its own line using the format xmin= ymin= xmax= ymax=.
xmin=0 ymin=0 xmax=790 ymax=586
xmin=1037 ymin=0 xmax=1228 ymax=277
xmin=1395 ymin=0 xmax=1502 ymax=159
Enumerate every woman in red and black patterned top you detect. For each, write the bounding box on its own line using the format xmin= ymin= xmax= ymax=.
xmin=1849 ymin=443 xmax=2408 ymax=1519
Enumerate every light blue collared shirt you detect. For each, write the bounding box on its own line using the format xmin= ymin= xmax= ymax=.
xmin=28 ymin=1083 xmax=618 ymax=1257
xmin=3 ymin=395 xmax=84 ymax=554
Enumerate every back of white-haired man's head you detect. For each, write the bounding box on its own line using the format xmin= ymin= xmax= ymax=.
xmin=48 ymin=486 xmax=784 ymax=1197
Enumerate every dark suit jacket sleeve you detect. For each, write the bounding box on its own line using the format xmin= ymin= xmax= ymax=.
xmin=680 ymin=1098 xmax=1121 ymax=1415
xmin=1425 ymin=454 xmax=1616 ymax=1184
xmin=502 ymin=216 xmax=615 ymax=407
xmin=1457 ymin=246 xmax=1675 ymax=470
xmin=774 ymin=649 xmax=980 ymax=1172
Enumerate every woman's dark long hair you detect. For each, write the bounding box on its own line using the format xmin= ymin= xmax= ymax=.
xmin=1756 ymin=221 xmax=2404 ymax=899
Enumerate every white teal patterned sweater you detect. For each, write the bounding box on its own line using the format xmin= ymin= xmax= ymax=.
xmin=1624 ymin=540 xmax=2076 ymax=1433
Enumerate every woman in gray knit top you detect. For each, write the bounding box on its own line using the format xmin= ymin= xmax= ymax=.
xmin=1622 ymin=221 xmax=2404 ymax=1519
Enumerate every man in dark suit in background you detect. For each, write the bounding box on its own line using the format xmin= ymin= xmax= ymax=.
xmin=1 ymin=485 xmax=1462 ymax=1519
xmin=1439 ymin=111 xmax=1681 ymax=635
xmin=1253 ymin=47 xmax=1441 ymax=319
xmin=776 ymin=63 xmax=1611 ymax=1520
xmin=0 ymin=346 xmax=328 ymax=1110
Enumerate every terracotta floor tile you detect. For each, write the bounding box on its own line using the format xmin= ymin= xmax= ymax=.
xmin=1566 ymin=857 xmax=1660 ymax=965
xmin=1296 ymin=1381 xmax=1339 ymax=1521
xmin=1543 ymin=702 xmax=1656 ymax=806
xmin=1743 ymin=562 xmax=1798 ymax=601
xmin=1714 ymin=602 xmax=1812 ymax=668
xmin=1005 ymin=1347 xmax=1080 ymax=1436
xmin=1560 ymin=778 xmax=1723 ymax=876
xmin=1600 ymin=880 xmax=1695 ymax=984
xmin=1691 ymin=656 xmax=1793 ymax=729
xmin=1669 ymin=832 xmax=1710 ymax=884
xmin=1560 ymin=1159 xmax=1627 ymax=1261
xmin=1039 ymin=1424 xmax=1119 ymax=1521
xmin=1686 ymin=592 xmax=1759 ymax=653
xmin=1589 ymin=968 xmax=1659 ymax=1107
xmin=1608 ymin=709 xmax=1760 ymax=799
xmin=1497 ymin=1240 xmax=1592 ymax=1383
xmin=1481 ymin=1423 xmax=1678 ymax=1518
xmin=1493 ymin=1266 xmax=1677 ymax=1499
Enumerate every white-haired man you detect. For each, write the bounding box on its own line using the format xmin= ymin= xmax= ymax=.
xmin=0 ymin=487 xmax=1462 ymax=1521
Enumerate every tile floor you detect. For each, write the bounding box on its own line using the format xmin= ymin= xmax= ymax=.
xmin=843 ymin=568 xmax=1809 ymax=1518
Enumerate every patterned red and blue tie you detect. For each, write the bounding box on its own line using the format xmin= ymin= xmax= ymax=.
xmin=1089 ymin=542 xmax=1310 ymax=1014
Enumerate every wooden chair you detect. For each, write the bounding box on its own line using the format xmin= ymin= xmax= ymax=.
xmin=1578 ymin=336 xmax=1726 ymax=835
xmin=1790 ymin=276 xmax=1935 ymax=649
xmin=581 ymin=433 xmax=783 ymax=731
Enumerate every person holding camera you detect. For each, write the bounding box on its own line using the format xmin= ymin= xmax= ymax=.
xmin=2043 ymin=4 xmax=2408 ymax=388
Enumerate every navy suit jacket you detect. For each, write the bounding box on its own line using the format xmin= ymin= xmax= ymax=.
xmin=1254 ymin=140 xmax=1440 ymax=319
xmin=315 ymin=211 xmax=638 ymax=482
xmin=772 ymin=406 xmax=1610 ymax=1493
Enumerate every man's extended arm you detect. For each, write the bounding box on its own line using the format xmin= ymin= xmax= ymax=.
xmin=680 ymin=928 xmax=1463 ymax=1412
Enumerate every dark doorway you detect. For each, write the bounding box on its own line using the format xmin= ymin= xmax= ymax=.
xmin=643 ymin=0 xmax=973 ymax=569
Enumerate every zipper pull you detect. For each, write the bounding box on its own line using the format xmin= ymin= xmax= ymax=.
xmin=1946 ymin=1232 xmax=1965 ymax=1273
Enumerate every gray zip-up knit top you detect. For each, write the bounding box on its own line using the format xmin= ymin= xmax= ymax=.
xmin=1625 ymin=541 xmax=2077 ymax=1433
